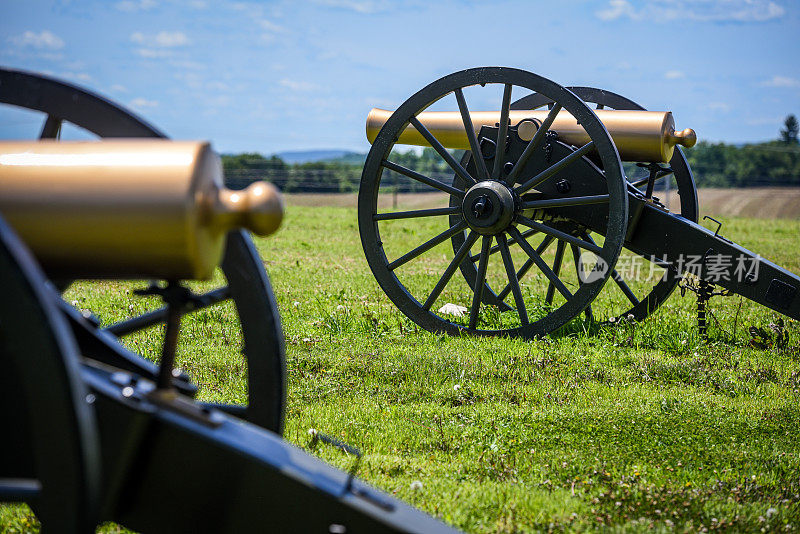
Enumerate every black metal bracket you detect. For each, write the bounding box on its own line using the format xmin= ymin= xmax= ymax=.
xmin=703 ymin=215 xmax=723 ymax=237
xmin=133 ymin=281 xmax=204 ymax=389
xmin=310 ymin=431 xmax=362 ymax=494
xmin=701 ymin=215 xmax=734 ymax=244
xmin=679 ymin=248 xmax=731 ymax=341
xmin=544 ymin=130 xmax=559 ymax=162
xmin=635 ymin=162 xmax=672 ymax=201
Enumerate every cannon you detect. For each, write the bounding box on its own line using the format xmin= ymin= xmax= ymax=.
xmin=358 ymin=67 xmax=800 ymax=338
xmin=0 ymin=67 xmax=459 ymax=533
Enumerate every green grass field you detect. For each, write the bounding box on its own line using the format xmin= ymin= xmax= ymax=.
xmin=3 ymin=205 xmax=800 ymax=533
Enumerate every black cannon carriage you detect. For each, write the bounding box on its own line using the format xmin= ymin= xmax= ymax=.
xmin=0 ymin=67 xmax=458 ymax=533
xmin=358 ymin=67 xmax=800 ymax=338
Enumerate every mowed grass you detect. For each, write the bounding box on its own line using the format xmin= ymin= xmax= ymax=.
xmin=3 ymin=204 xmax=800 ymax=533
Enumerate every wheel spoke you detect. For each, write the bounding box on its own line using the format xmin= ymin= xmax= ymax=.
xmin=388 ymin=220 xmax=468 ymax=270
xmin=497 ymin=233 xmax=528 ymax=325
xmin=491 ymin=83 xmax=513 ymax=180
xmin=381 ymin=159 xmax=464 ymax=197
xmin=39 ymin=114 xmax=62 ymax=139
xmin=374 ymin=206 xmax=461 ymax=221
xmin=423 ymin=231 xmax=479 ymax=311
xmin=516 ymin=215 xmax=603 ymax=256
xmin=521 ymin=194 xmax=609 ymax=210
xmin=630 ymin=170 xmax=673 ymax=188
xmin=508 ymin=227 xmax=572 ymax=300
xmin=507 ymin=103 xmax=562 ymax=184
xmin=545 ymin=240 xmax=567 ymax=305
xmin=574 ymin=229 xmax=640 ymax=307
xmin=571 ymin=244 xmax=594 ymax=321
xmin=469 ymin=236 xmax=493 ymax=329
xmin=612 ymin=268 xmax=640 ymax=306
xmin=409 ymin=115 xmax=476 ymax=186
xmin=470 ymin=227 xmax=538 ymax=263
xmin=496 ymin=235 xmax=554 ymax=300
xmin=514 ymin=141 xmax=594 ymax=195
xmin=454 ymin=88 xmax=489 ymax=182
xmin=104 ymin=286 xmax=231 ymax=337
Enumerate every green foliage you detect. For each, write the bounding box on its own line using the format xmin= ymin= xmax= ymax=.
xmin=221 ymin=148 xmax=464 ymax=193
xmin=683 ymin=140 xmax=800 ymax=187
xmin=781 ymin=114 xmax=799 ymax=145
xmin=221 ymin=152 xmax=286 ymax=171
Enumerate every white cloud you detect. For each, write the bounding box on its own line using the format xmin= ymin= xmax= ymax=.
xmin=596 ymin=0 xmax=636 ymax=21
xmin=131 ymin=31 xmax=190 ymax=48
xmin=171 ymin=59 xmax=206 ymax=71
xmin=664 ymin=70 xmax=685 ymax=79
xmin=313 ymin=0 xmax=388 ymax=13
xmin=280 ymin=78 xmax=318 ymax=91
xmin=62 ymin=71 xmax=92 ymax=82
xmin=761 ymin=75 xmax=800 ymax=88
xmin=111 ymin=84 xmax=128 ymax=93
xmin=136 ymin=48 xmax=172 ymax=58
xmin=259 ymin=20 xmax=285 ymax=33
xmin=258 ymin=19 xmax=287 ymax=43
xmin=230 ymin=2 xmax=264 ymax=18
xmin=745 ymin=115 xmax=784 ymax=126
xmin=130 ymin=97 xmax=158 ymax=109
xmin=596 ymin=0 xmax=785 ymax=23
xmin=116 ymin=0 xmax=156 ymax=12
xmin=708 ymin=102 xmax=730 ymax=112
xmin=9 ymin=30 xmax=65 ymax=50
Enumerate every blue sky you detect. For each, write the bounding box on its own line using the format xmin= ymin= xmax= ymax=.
xmin=2 ymin=0 xmax=799 ymax=154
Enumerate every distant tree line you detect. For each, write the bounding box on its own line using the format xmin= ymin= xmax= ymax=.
xmin=683 ymin=115 xmax=799 ymax=187
xmin=222 ymin=115 xmax=800 ymax=192
xmin=222 ymin=147 xmax=460 ymax=193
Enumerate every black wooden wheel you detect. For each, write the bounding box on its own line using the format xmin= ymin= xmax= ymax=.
xmin=0 ymin=214 xmax=101 ymax=533
xmin=453 ymin=86 xmax=699 ymax=325
xmin=359 ymin=67 xmax=628 ymax=337
xmin=0 ymin=67 xmax=285 ymax=433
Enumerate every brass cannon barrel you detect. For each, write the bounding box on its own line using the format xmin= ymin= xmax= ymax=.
xmin=0 ymin=140 xmax=283 ymax=280
xmin=366 ymin=108 xmax=696 ymax=163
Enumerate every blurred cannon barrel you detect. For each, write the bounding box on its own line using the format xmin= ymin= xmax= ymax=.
xmin=366 ymin=108 xmax=696 ymax=163
xmin=0 ymin=140 xmax=283 ymax=280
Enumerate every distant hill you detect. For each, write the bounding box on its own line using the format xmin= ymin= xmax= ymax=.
xmin=276 ymin=149 xmax=366 ymax=165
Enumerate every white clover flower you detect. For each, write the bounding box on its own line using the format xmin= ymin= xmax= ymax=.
xmin=438 ymin=303 xmax=467 ymax=317
xmin=453 ymin=384 xmax=461 ymax=391
xmin=336 ymin=304 xmax=346 ymax=311
xmin=308 ymin=428 xmax=318 ymax=438
xmin=410 ymin=480 xmax=423 ymax=491
xmin=292 ymin=300 xmax=300 ymax=307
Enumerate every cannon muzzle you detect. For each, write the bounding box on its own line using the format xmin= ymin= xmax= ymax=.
xmin=366 ymin=108 xmax=696 ymax=163
xmin=0 ymin=140 xmax=283 ymax=280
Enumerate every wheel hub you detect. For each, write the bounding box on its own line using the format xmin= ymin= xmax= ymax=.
xmin=462 ymin=180 xmax=516 ymax=235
